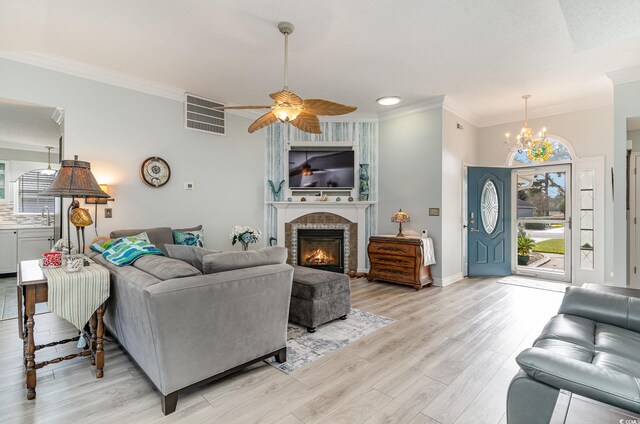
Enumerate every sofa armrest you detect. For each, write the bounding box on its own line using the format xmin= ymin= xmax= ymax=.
xmin=516 ymin=347 xmax=640 ymax=413
xmin=558 ymin=287 xmax=640 ymax=332
xmin=142 ymin=263 xmax=293 ymax=394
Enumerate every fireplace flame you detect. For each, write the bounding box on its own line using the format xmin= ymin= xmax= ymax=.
xmin=304 ymin=248 xmax=335 ymax=265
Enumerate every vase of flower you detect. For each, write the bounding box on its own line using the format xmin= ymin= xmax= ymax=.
xmin=231 ymin=226 xmax=262 ymax=251
xmin=359 ymin=164 xmax=370 ymax=201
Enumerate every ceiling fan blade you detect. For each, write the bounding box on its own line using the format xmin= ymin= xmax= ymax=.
xmin=270 ymin=89 xmax=303 ymax=105
xmin=302 ymin=99 xmax=357 ymax=116
xmin=214 ymin=105 xmax=273 ymax=110
xmin=290 ymin=112 xmax=322 ymax=134
xmin=248 ymin=111 xmax=278 ymax=133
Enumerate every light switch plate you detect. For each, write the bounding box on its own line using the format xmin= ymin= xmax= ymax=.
xmin=429 ymin=208 xmax=440 ymax=216
xmin=184 ymin=182 xmax=194 ymax=190
xmin=105 ymin=208 xmax=113 ymax=218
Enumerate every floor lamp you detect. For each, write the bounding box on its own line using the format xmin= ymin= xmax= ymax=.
xmin=40 ymin=155 xmax=109 ymax=257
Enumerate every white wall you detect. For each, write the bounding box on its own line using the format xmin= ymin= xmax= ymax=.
xmin=0 ymin=58 xmax=266 ymax=251
xmin=0 ymin=148 xmax=49 ymax=163
xmin=628 ymin=130 xmax=640 ymax=151
xmin=478 ymin=106 xmax=615 ymax=282
xmin=613 ymin=80 xmax=640 ymax=284
xmin=378 ymin=108 xmax=443 ymax=279
xmin=441 ymin=109 xmax=478 ymax=281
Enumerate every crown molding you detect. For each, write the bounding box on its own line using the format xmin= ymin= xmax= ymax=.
xmin=442 ymin=96 xmax=481 ymax=127
xmin=478 ymin=94 xmax=613 ymax=128
xmin=378 ymin=96 xmax=445 ymax=122
xmin=0 ymin=52 xmax=187 ymax=101
xmin=607 ymin=66 xmax=640 ymax=85
xmin=0 ymin=140 xmax=60 ymax=153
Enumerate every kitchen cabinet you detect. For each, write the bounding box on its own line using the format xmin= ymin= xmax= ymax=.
xmin=0 ymin=229 xmax=18 ymax=273
xmin=17 ymin=228 xmax=54 ymax=262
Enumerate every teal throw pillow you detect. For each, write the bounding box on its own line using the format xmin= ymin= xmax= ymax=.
xmin=173 ymin=230 xmax=204 ymax=247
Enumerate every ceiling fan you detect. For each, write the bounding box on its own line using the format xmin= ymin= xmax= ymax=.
xmin=215 ymin=22 xmax=357 ymax=134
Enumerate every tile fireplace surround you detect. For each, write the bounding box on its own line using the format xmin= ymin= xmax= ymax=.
xmin=268 ymin=202 xmax=375 ymax=273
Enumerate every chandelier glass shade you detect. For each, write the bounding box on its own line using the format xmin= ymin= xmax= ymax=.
xmin=505 ymin=95 xmax=553 ymax=162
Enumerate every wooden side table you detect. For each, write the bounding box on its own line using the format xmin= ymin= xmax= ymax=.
xmin=367 ymin=235 xmax=433 ymax=290
xmin=17 ymin=260 xmax=108 ymax=400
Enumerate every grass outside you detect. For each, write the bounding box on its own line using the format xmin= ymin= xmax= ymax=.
xmin=533 ymin=239 xmax=565 ymax=254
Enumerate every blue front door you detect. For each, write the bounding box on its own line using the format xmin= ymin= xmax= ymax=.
xmin=467 ymin=167 xmax=511 ymax=277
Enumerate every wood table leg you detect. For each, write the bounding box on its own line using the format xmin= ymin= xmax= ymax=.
xmin=24 ymin=286 xmax=36 ymax=400
xmin=89 ymin=312 xmax=97 ymax=366
xmin=95 ymin=304 xmax=105 ymax=378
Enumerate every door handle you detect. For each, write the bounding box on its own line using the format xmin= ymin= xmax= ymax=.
xmin=463 ymin=225 xmax=479 ymax=233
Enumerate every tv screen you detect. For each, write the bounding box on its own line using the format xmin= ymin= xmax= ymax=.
xmin=289 ymin=150 xmax=355 ymax=189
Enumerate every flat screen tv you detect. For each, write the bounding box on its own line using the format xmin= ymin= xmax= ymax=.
xmin=288 ymin=150 xmax=355 ymax=189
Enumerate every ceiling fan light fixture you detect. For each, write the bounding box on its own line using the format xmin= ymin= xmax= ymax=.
xmin=273 ymin=105 xmax=301 ymax=123
xmin=376 ymin=96 xmax=402 ymax=106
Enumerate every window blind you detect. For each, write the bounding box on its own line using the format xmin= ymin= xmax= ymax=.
xmin=18 ymin=170 xmax=56 ymax=213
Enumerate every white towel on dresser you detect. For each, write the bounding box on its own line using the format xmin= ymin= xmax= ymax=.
xmin=421 ymin=237 xmax=436 ymax=266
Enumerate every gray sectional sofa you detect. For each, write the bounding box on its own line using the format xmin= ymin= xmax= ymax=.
xmin=89 ymin=227 xmax=293 ymax=415
xmin=507 ymin=286 xmax=640 ymax=423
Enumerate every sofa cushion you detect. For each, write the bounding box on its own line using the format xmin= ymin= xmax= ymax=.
xmin=534 ymin=314 xmax=596 ymax=351
xmin=132 ymin=255 xmax=202 ymax=280
xmin=110 ymin=227 xmax=174 ymax=255
xmin=202 ymin=246 xmax=287 ymax=274
xmin=173 ymin=229 xmax=204 ymax=247
xmin=291 ymin=265 xmax=350 ymax=300
xmin=165 ymin=244 xmax=220 ymax=272
xmin=595 ymin=323 xmax=640 ymax=362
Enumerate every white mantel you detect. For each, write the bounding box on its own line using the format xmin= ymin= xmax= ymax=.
xmin=267 ymin=201 xmax=376 ymax=272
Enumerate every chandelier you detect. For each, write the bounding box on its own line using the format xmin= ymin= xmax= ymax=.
xmin=504 ymin=95 xmax=553 ymax=162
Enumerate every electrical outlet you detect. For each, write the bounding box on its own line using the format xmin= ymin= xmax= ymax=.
xmin=429 ymin=208 xmax=440 ymax=216
xmin=105 ymin=208 xmax=113 ymax=218
xmin=184 ymin=182 xmax=194 ymax=190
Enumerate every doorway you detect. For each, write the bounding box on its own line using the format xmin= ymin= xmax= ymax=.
xmin=513 ymin=165 xmax=572 ymax=282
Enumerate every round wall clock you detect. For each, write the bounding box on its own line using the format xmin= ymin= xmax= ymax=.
xmin=140 ymin=157 xmax=171 ymax=187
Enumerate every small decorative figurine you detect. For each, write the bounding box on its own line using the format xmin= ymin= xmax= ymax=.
xmin=301 ymin=197 xmax=306 ymax=202
xmin=348 ymin=196 xmax=354 ymax=202
xmin=336 ymin=197 xmax=341 ymax=202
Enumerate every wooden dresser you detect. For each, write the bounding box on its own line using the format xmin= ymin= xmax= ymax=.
xmin=367 ymin=236 xmax=433 ymax=290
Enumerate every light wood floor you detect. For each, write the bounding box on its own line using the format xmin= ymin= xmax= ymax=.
xmin=0 ymin=277 xmax=564 ymax=424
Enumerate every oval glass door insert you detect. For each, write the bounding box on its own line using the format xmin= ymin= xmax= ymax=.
xmin=480 ymin=180 xmax=499 ymax=234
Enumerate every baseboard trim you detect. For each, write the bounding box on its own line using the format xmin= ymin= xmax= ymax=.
xmin=433 ymin=272 xmax=464 ymax=287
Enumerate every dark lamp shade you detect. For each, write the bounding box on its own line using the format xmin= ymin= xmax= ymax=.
xmin=39 ymin=156 xmax=109 ymax=199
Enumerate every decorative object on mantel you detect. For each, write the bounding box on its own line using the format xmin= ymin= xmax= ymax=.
xmin=231 ymin=225 xmax=262 ymax=251
xmin=391 ymin=209 xmax=410 ymax=237
xmin=287 ymin=197 xmax=292 ymax=202
xmin=336 ymin=197 xmax=341 ymax=202
xmin=316 ymin=193 xmax=329 ymax=202
xmin=268 ymin=179 xmax=285 ymax=201
xmin=40 ymin=155 xmax=109 ymax=260
xmin=348 ymin=196 xmax=354 ymax=202
xmin=504 ymin=95 xmax=552 ymax=162
xmin=140 ymin=156 xmax=171 ymax=187
xmin=359 ymin=164 xmax=370 ymax=200
xmin=300 ymin=197 xmax=306 ymax=202
xmin=211 ymin=22 xmax=357 ymax=134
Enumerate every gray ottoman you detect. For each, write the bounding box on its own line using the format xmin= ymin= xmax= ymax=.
xmin=289 ymin=266 xmax=351 ymax=333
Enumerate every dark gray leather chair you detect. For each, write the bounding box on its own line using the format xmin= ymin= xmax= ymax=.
xmin=507 ymin=286 xmax=640 ymax=423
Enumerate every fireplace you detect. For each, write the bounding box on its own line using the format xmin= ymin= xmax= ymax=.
xmin=297 ymin=229 xmax=345 ymax=273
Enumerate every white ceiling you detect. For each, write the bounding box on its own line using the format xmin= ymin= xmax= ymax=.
xmin=1 ymin=0 xmax=640 ymax=123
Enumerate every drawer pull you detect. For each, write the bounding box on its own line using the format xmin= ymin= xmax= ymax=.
xmin=373 ymin=256 xmax=412 ymax=266
xmin=377 ymin=268 xmax=412 ymax=277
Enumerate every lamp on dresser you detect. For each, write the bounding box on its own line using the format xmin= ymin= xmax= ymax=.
xmin=40 ymin=155 xmax=109 ymax=256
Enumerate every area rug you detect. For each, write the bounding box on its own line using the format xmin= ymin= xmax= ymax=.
xmin=266 ymin=308 xmax=394 ymax=373
xmin=497 ymin=275 xmax=570 ymax=293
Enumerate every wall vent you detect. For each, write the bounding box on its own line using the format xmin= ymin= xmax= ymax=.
xmin=184 ymin=93 xmax=225 ymax=135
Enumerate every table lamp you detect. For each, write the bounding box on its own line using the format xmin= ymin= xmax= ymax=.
xmin=40 ymin=155 xmax=109 ymax=256
xmin=391 ymin=209 xmax=410 ymax=237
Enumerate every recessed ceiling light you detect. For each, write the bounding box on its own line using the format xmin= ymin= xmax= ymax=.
xmin=376 ymin=96 xmax=402 ymax=106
